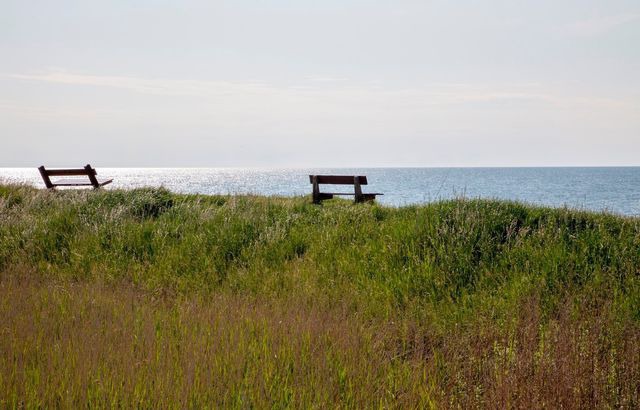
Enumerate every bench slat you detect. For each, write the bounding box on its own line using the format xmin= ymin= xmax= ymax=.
xmin=52 ymin=182 xmax=96 ymax=187
xmin=51 ymin=178 xmax=112 ymax=186
xmin=44 ymin=169 xmax=98 ymax=176
xmin=323 ymin=192 xmax=383 ymax=195
xmin=308 ymin=175 xmax=368 ymax=185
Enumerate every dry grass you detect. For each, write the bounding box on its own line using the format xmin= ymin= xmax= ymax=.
xmin=1 ymin=271 xmax=638 ymax=408
xmin=0 ymin=271 xmax=433 ymax=408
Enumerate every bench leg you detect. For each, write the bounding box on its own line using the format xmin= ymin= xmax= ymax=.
xmin=314 ymin=193 xmax=334 ymax=203
xmin=354 ymin=176 xmax=364 ymax=203
xmin=38 ymin=166 xmax=54 ymax=189
xmin=312 ymin=176 xmax=321 ymax=204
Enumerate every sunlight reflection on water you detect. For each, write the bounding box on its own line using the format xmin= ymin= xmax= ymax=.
xmin=2 ymin=167 xmax=639 ymax=216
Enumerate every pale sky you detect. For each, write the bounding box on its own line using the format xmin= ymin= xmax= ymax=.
xmin=1 ymin=0 xmax=639 ymax=167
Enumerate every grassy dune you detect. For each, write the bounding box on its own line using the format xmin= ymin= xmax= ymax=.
xmin=1 ymin=184 xmax=639 ymax=408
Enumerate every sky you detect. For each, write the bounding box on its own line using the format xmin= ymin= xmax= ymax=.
xmin=1 ymin=0 xmax=639 ymax=167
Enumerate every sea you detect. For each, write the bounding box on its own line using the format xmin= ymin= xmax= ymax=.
xmin=2 ymin=167 xmax=640 ymax=217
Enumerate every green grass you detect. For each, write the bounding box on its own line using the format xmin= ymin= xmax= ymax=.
xmin=1 ymin=184 xmax=639 ymax=407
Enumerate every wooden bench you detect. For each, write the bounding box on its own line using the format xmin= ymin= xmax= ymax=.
xmin=309 ymin=175 xmax=383 ymax=204
xmin=38 ymin=164 xmax=113 ymax=189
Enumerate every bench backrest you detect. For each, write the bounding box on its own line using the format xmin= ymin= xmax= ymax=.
xmin=308 ymin=175 xmax=368 ymax=185
xmin=39 ymin=164 xmax=100 ymax=188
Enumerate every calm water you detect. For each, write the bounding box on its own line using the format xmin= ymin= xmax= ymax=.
xmin=2 ymin=167 xmax=640 ymax=216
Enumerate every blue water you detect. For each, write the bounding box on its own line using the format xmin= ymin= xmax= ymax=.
xmin=2 ymin=167 xmax=640 ymax=216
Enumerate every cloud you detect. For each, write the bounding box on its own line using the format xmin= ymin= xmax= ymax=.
xmin=559 ymin=12 xmax=640 ymax=37
xmin=5 ymin=70 xmax=549 ymax=103
xmin=0 ymin=98 xmax=110 ymax=121
xmin=304 ymin=76 xmax=350 ymax=83
xmin=7 ymin=71 xmax=271 ymax=97
xmin=3 ymin=70 xmax=631 ymax=113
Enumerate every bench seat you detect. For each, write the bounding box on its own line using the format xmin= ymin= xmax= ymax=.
xmin=50 ymin=178 xmax=113 ymax=187
xmin=322 ymin=192 xmax=384 ymax=196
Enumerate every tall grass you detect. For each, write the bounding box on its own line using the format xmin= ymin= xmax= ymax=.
xmin=1 ymin=184 xmax=639 ymax=407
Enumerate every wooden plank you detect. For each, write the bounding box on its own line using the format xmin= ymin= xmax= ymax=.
xmin=51 ymin=183 xmax=95 ymax=187
xmin=43 ymin=168 xmax=97 ymax=176
xmin=314 ymin=193 xmax=383 ymax=197
xmin=50 ymin=178 xmax=112 ymax=185
xmin=50 ymin=178 xmax=94 ymax=185
xmin=308 ymin=175 xmax=368 ymax=185
xmin=323 ymin=192 xmax=383 ymax=196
